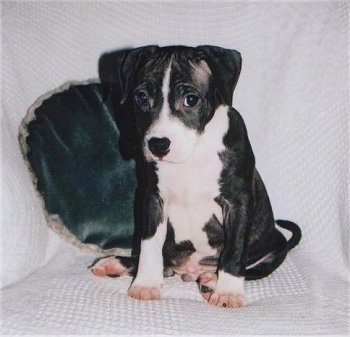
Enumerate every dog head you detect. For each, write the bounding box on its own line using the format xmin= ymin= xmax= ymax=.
xmin=99 ymin=45 xmax=241 ymax=163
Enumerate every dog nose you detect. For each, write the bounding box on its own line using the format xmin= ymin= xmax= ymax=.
xmin=148 ymin=137 xmax=171 ymax=158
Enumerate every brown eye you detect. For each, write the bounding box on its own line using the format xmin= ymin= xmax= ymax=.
xmin=184 ymin=94 xmax=199 ymax=107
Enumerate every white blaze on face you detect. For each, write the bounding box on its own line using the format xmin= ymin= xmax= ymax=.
xmin=144 ymin=61 xmax=200 ymax=163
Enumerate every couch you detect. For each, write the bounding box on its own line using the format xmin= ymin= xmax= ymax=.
xmin=2 ymin=1 xmax=349 ymax=334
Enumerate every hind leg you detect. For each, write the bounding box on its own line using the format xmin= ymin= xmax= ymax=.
xmin=197 ymin=272 xmax=246 ymax=308
xmin=89 ymin=255 xmax=137 ymax=278
xmin=197 ymin=272 xmax=218 ymax=301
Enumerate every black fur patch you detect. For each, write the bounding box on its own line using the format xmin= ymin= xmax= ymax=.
xmin=163 ymin=221 xmax=196 ymax=269
xmin=202 ymin=215 xmax=224 ymax=250
xmin=141 ymin=163 xmax=163 ymax=239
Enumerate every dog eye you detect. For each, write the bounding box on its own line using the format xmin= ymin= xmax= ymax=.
xmin=184 ymin=94 xmax=199 ymax=107
xmin=135 ymin=90 xmax=149 ymax=107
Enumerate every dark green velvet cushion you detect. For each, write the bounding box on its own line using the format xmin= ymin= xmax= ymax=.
xmin=19 ymin=81 xmax=136 ymax=252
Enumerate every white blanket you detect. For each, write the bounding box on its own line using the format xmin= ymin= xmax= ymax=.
xmin=2 ymin=1 xmax=349 ymax=334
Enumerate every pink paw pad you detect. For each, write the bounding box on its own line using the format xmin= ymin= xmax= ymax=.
xmin=90 ymin=256 xmax=127 ymax=277
xmin=128 ymin=286 xmax=160 ymax=300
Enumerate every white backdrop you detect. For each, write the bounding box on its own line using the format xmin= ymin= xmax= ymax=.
xmin=2 ymin=1 xmax=349 ymax=334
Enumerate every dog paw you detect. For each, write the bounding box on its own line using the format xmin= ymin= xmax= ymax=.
xmin=128 ymin=285 xmax=160 ymax=300
xmin=197 ymin=272 xmax=217 ymax=301
xmin=208 ymin=292 xmax=246 ymax=308
xmin=198 ymin=271 xmax=246 ymax=308
xmin=89 ymin=256 xmax=127 ymax=277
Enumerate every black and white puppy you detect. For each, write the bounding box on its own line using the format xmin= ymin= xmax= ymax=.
xmin=91 ymin=45 xmax=301 ymax=308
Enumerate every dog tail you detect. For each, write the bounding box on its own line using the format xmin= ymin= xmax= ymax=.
xmin=276 ymin=219 xmax=302 ymax=250
xmin=245 ymin=220 xmax=301 ymax=280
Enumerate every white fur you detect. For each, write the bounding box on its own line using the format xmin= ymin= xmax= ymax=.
xmin=132 ymin=221 xmax=167 ymax=288
xmin=157 ymin=105 xmax=230 ymax=256
xmin=215 ymin=270 xmax=245 ymax=295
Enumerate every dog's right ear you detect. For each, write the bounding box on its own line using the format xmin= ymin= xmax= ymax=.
xmin=98 ymin=48 xmax=132 ymax=103
xmin=98 ymin=46 xmax=159 ymax=105
xmin=98 ymin=46 xmax=159 ymax=160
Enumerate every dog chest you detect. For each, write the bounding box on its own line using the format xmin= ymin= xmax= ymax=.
xmin=158 ymin=159 xmax=222 ymax=254
xmin=156 ymin=106 xmax=229 ymax=252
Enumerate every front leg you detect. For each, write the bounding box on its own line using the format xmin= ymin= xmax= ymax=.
xmin=128 ymin=193 xmax=167 ymax=300
xmin=209 ymin=198 xmax=251 ymax=308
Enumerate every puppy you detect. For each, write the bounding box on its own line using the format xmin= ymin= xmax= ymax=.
xmin=90 ymin=45 xmax=301 ymax=308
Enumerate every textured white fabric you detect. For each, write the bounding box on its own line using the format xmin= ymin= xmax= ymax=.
xmin=1 ymin=0 xmax=349 ymax=334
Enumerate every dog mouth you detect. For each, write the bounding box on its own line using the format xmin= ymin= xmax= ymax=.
xmin=146 ymin=153 xmax=182 ymax=164
xmin=145 ymin=146 xmax=197 ymax=164
xmin=144 ymin=132 xmax=201 ymax=164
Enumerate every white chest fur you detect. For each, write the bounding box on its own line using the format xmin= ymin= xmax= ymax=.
xmin=156 ymin=106 xmax=229 ymax=254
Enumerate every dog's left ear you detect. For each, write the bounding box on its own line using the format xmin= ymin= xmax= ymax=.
xmin=197 ymin=45 xmax=242 ymax=106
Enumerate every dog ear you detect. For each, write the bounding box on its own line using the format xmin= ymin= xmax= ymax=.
xmin=98 ymin=46 xmax=159 ymax=105
xmin=196 ymin=45 xmax=242 ymax=106
xmin=98 ymin=49 xmax=133 ymax=105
